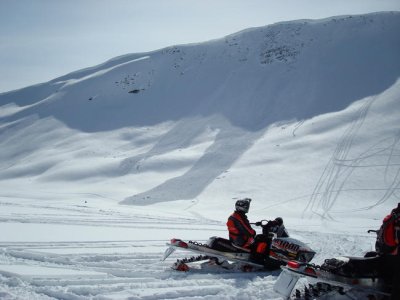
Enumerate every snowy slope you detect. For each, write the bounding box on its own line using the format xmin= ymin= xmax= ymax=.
xmin=1 ymin=12 xmax=400 ymax=299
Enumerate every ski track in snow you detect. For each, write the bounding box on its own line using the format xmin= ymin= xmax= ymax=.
xmin=0 ymin=198 xmax=375 ymax=300
xmin=304 ymin=95 xmax=400 ymax=220
xmin=0 ymin=223 xmax=280 ymax=298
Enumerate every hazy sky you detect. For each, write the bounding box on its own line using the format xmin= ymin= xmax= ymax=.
xmin=1 ymin=0 xmax=399 ymax=93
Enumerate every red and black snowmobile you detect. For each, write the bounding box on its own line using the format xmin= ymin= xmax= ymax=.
xmin=162 ymin=220 xmax=315 ymax=272
xmin=274 ymin=230 xmax=396 ymax=299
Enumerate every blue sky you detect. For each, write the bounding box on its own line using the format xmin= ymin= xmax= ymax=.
xmin=1 ymin=0 xmax=399 ymax=93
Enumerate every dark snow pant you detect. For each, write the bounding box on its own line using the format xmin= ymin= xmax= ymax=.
xmin=250 ymin=234 xmax=271 ymax=264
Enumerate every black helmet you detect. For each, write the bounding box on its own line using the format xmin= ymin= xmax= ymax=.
xmin=275 ymin=217 xmax=283 ymax=226
xmin=235 ymin=198 xmax=251 ymax=213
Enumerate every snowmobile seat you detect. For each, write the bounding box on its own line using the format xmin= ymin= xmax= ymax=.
xmin=322 ymin=256 xmax=387 ymax=279
xmin=348 ymin=255 xmax=399 ymax=281
xmin=207 ymin=237 xmax=250 ymax=253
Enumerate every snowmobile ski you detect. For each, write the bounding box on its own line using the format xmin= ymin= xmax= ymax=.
xmin=163 ymin=238 xmax=265 ymax=270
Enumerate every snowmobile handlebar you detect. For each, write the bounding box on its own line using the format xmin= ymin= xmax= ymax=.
xmin=367 ymin=229 xmax=378 ymax=234
xmin=251 ymin=220 xmax=280 ymax=237
xmin=251 ymin=220 xmax=276 ymax=227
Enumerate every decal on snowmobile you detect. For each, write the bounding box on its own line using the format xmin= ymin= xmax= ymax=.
xmin=273 ymin=239 xmax=300 ymax=252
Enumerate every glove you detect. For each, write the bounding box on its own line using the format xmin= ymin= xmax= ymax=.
xmin=255 ymin=222 xmax=262 ymax=226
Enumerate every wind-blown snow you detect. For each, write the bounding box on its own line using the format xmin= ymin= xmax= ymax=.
xmin=0 ymin=12 xmax=400 ymax=299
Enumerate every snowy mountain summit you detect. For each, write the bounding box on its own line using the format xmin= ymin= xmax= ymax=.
xmin=1 ymin=12 xmax=400 ymax=221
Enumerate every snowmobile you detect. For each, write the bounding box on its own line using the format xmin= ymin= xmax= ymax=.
xmin=162 ymin=220 xmax=315 ymax=272
xmin=274 ymin=231 xmax=394 ymax=299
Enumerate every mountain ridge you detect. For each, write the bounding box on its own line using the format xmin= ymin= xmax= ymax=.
xmin=0 ymin=12 xmax=399 ymax=218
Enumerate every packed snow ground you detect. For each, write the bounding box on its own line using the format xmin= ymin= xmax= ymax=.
xmin=1 ymin=12 xmax=400 ymax=299
xmin=0 ymin=198 xmax=376 ymax=300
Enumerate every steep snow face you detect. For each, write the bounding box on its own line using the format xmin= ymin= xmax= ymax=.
xmin=0 ymin=12 xmax=400 ymax=218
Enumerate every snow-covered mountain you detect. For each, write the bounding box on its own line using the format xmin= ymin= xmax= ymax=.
xmin=0 ymin=12 xmax=400 ymax=299
xmin=1 ymin=12 xmax=399 ymax=219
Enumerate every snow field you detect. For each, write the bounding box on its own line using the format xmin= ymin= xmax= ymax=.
xmin=0 ymin=234 xmax=374 ymax=299
xmin=0 ymin=194 xmax=377 ymax=299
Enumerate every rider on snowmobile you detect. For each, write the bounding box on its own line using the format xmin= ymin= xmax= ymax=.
xmin=227 ymin=198 xmax=287 ymax=264
xmin=376 ymin=203 xmax=400 ymax=256
xmin=227 ymin=198 xmax=256 ymax=248
xmin=375 ymin=203 xmax=400 ymax=299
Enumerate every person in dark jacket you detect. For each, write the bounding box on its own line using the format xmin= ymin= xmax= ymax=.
xmin=227 ymin=198 xmax=256 ymax=248
xmin=376 ymin=203 xmax=400 ymax=256
xmin=227 ymin=198 xmax=273 ymax=265
xmin=375 ymin=203 xmax=400 ymax=300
